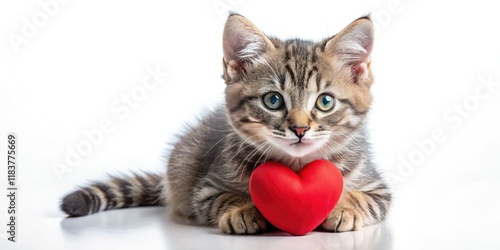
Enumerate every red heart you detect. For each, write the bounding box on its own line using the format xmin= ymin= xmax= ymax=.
xmin=249 ymin=159 xmax=343 ymax=236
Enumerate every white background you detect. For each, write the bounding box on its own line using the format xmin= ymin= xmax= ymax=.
xmin=1 ymin=0 xmax=500 ymax=249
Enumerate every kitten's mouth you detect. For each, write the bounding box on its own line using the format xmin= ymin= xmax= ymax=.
xmin=289 ymin=138 xmax=314 ymax=146
xmin=268 ymin=136 xmax=322 ymax=157
xmin=277 ymin=138 xmax=318 ymax=157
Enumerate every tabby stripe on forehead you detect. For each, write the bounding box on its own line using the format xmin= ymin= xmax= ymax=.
xmin=286 ymin=40 xmax=295 ymax=55
xmin=299 ymin=64 xmax=306 ymax=89
xmin=306 ymin=66 xmax=318 ymax=86
xmin=311 ymin=45 xmax=318 ymax=63
xmin=285 ymin=64 xmax=295 ymax=83
xmin=315 ymin=72 xmax=323 ymax=91
xmin=284 ymin=50 xmax=290 ymax=61
xmin=278 ymin=74 xmax=285 ymax=90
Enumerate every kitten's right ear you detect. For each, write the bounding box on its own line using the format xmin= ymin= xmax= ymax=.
xmin=222 ymin=14 xmax=274 ymax=82
xmin=324 ymin=16 xmax=374 ymax=84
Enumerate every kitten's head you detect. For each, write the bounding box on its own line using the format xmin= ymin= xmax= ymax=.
xmin=222 ymin=14 xmax=374 ymax=158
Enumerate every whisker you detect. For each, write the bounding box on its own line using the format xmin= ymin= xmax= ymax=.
xmin=227 ymin=137 xmax=265 ymax=165
xmin=263 ymin=146 xmax=275 ymax=163
xmin=203 ymin=131 xmax=236 ymax=157
xmin=253 ymin=143 xmax=272 ymax=167
xmin=234 ymin=141 xmax=269 ymax=179
xmin=207 ymin=134 xmax=260 ymax=171
xmin=245 ymin=144 xmax=274 ymax=182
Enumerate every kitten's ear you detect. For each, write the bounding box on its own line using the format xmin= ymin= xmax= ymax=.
xmin=325 ymin=16 xmax=374 ymax=83
xmin=222 ymin=14 xmax=275 ymax=82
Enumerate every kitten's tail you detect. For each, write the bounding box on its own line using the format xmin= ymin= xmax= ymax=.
xmin=60 ymin=173 xmax=165 ymax=217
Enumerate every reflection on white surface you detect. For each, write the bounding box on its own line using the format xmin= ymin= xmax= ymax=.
xmin=1 ymin=187 xmax=396 ymax=250
xmin=55 ymin=207 xmax=392 ymax=250
xmin=12 ymin=187 xmax=496 ymax=250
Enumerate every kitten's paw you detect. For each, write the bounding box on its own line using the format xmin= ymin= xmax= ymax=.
xmin=321 ymin=205 xmax=364 ymax=232
xmin=219 ymin=203 xmax=267 ymax=234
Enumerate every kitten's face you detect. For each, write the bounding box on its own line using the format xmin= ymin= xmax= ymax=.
xmin=223 ymin=15 xmax=374 ymax=158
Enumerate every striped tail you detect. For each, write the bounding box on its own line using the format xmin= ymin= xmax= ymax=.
xmin=60 ymin=173 xmax=164 ymax=217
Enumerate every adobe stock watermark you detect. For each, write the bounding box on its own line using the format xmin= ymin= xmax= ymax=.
xmin=387 ymin=74 xmax=499 ymax=185
xmin=371 ymin=0 xmax=416 ymax=36
xmin=51 ymin=64 xmax=169 ymax=182
xmin=7 ymin=0 xmax=70 ymax=53
xmin=213 ymin=0 xmax=243 ymax=21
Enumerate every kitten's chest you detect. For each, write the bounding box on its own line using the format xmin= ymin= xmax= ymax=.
xmin=268 ymin=152 xmax=336 ymax=172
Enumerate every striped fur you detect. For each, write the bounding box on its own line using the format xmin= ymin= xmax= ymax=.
xmin=61 ymin=173 xmax=163 ymax=216
xmin=61 ymin=14 xmax=391 ymax=234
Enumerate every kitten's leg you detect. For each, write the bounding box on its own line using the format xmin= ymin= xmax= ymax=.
xmin=192 ymin=185 xmax=267 ymax=234
xmin=321 ymin=189 xmax=391 ymax=232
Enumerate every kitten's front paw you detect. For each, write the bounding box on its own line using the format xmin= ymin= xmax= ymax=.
xmin=321 ymin=204 xmax=364 ymax=232
xmin=219 ymin=203 xmax=267 ymax=234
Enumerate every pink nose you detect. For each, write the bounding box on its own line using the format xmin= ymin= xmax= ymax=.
xmin=290 ymin=125 xmax=310 ymax=139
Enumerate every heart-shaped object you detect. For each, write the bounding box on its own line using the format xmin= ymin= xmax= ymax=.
xmin=249 ymin=159 xmax=343 ymax=236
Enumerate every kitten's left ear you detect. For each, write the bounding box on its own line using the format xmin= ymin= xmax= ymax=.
xmin=222 ymin=14 xmax=275 ymax=82
xmin=325 ymin=16 xmax=374 ymax=83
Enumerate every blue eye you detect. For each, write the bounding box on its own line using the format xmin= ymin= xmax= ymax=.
xmin=316 ymin=94 xmax=335 ymax=112
xmin=262 ymin=92 xmax=285 ymax=110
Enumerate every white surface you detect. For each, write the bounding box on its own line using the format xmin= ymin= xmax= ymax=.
xmin=1 ymin=0 xmax=500 ymax=249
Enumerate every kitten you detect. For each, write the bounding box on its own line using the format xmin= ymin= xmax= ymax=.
xmin=61 ymin=14 xmax=391 ymax=234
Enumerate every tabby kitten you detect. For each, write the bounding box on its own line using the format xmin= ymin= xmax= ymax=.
xmin=61 ymin=14 xmax=391 ymax=234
